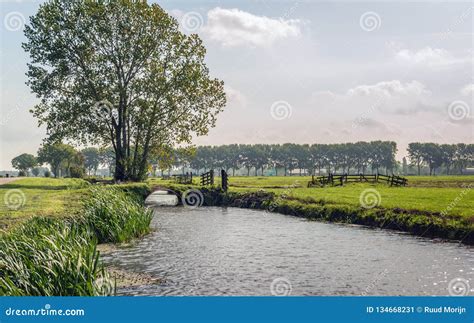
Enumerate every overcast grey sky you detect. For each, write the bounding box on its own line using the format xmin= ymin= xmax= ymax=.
xmin=0 ymin=0 xmax=473 ymax=170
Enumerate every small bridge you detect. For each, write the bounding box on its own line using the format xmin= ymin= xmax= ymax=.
xmin=308 ymin=173 xmax=408 ymax=187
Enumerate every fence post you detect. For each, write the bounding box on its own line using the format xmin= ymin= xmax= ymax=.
xmin=221 ymin=169 xmax=228 ymax=191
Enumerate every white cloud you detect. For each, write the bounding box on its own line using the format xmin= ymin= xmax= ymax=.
xmin=310 ymin=80 xmax=438 ymax=118
xmin=394 ymin=47 xmax=467 ymax=66
xmin=460 ymin=84 xmax=474 ymax=97
xmin=202 ymin=7 xmax=302 ymax=47
xmin=225 ymin=85 xmax=247 ymax=108
xmin=347 ymin=80 xmax=430 ymax=99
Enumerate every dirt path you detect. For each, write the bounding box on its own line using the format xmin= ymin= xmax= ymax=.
xmin=0 ymin=178 xmax=20 ymax=185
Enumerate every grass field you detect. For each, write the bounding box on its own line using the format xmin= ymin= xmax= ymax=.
xmin=228 ymin=176 xmax=474 ymax=218
xmin=149 ymin=175 xmax=474 ymax=219
xmin=2 ymin=176 xmax=472 ymax=231
xmin=0 ymin=178 xmax=90 ymax=230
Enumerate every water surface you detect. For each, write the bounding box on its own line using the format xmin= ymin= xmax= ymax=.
xmin=103 ymin=207 xmax=473 ymax=296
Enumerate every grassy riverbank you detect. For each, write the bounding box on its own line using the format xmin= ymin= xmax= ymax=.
xmin=0 ymin=178 xmax=152 ymax=296
xmin=154 ymin=175 xmax=473 ymax=244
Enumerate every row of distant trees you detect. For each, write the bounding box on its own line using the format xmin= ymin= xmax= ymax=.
xmin=407 ymin=143 xmax=473 ymax=175
xmin=11 ymin=144 xmax=115 ymax=178
xmin=187 ymin=142 xmax=398 ymax=176
xmin=184 ymin=142 xmax=472 ymax=176
xmin=11 ymin=142 xmax=473 ymax=178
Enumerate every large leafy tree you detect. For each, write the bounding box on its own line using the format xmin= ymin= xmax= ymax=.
xmin=37 ymin=143 xmax=77 ymax=177
xmin=81 ymin=147 xmax=101 ymax=175
xmin=11 ymin=153 xmax=37 ymax=175
xmin=24 ymin=0 xmax=226 ymax=181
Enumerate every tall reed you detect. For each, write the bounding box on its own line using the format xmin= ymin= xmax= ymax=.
xmin=0 ymin=217 xmax=113 ymax=296
xmin=83 ymin=186 xmax=153 ymax=243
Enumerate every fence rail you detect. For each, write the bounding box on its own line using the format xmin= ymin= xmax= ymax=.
xmin=308 ymin=173 xmax=408 ymax=187
xmin=200 ymin=170 xmax=214 ymax=186
xmin=173 ymin=172 xmax=193 ymax=184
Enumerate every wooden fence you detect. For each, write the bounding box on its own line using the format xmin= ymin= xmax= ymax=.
xmin=200 ymin=170 xmax=214 ymax=186
xmin=221 ymin=169 xmax=228 ymax=191
xmin=308 ymin=173 xmax=408 ymax=187
xmin=173 ymin=172 xmax=193 ymax=184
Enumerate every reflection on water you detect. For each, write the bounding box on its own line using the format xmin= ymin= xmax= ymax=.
xmin=102 ymin=207 xmax=473 ymax=296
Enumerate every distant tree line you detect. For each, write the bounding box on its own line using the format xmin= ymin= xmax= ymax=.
xmin=11 ymin=142 xmax=473 ymax=178
xmin=407 ymin=143 xmax=473 ymax=175
xmin=166 ymin=142 xmax=473 ymax=176
xmin=10 ymin=144 xmax=115 ymax=178
xmin=186 ymin=142 xmax=398 ymax=176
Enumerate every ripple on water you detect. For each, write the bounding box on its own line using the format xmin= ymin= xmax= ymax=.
xmin=102 ymin=207 xmax=473 ymax=296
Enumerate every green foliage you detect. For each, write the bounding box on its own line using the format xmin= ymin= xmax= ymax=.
xmin=24 ymin=1 xmax=226 ymax=181
xmin=83 ymin=186 xmax=152 ymax=243
xmin=0 ymin=180 xmax=153 ymax=296
xmin=69 ymin=165 xmax=85 ymax=178
xmin=0 ymin=217 xmax=112 ymax=296
xmin=44 ymin=170 xmax=51 ymax=177
xmin=11 ymin=153 xmax=37 ymax=173
xmin=37 ymin=142 xmax=82 ymax=178
xmin=82 ymin=147 xmax=101 ymax=175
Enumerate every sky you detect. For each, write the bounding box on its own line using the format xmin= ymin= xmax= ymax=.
xmin=0 ymin=0 xmax=473 ymax=170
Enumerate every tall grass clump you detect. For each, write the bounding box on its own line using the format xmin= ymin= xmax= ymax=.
xmin=84 ymin=186 xmax=153 ymax=243
xmin=0 ymin=217 xmax=113 ymax=296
